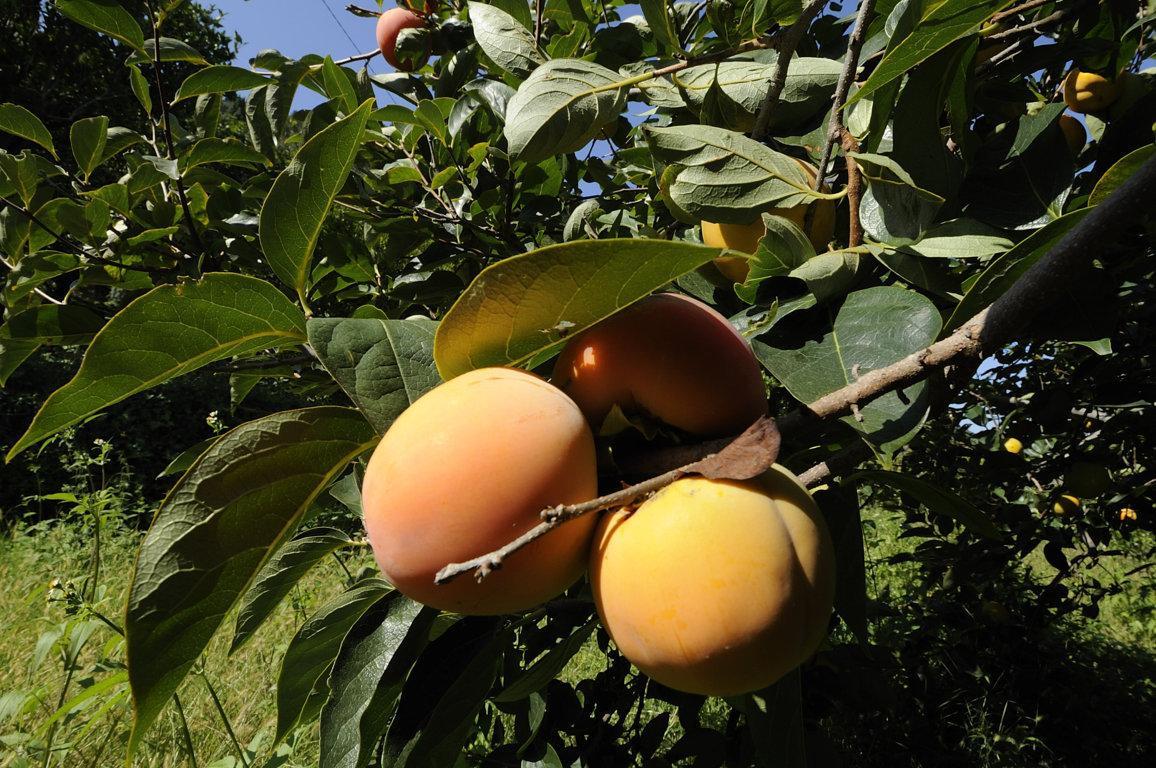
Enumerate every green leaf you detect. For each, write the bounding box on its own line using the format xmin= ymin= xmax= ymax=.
xmin=125 ymin=407 xmax=377 ymax=757
xmin=898 ymin=218 xmax=1013 ymax=259
xmin=815 ymin=485 xmax=867 ymax=641
xmin=308 ymin=317 xmax=441 ymax=433
xmin=56 ymin=0 xmax=146 ymax=52
xmin=0 ymin=305 xmax=104 ymax=346
xmin=754 ymin=286 xmax=942 ymax=446
xmin=127 ymin=64 xmax=152 ymax=114
xmin=99 ymin=126 xmax=144 ymax=164
xmin=496 ymin=620 xmax=595 ymax=703
xmin=734 ymin=215 xmax=815 ymax=303
xmin=157 ymin=436 xmax=216 ymax=479
xmin=1006 ymin=102 xmax=1066 ymax=160
xmin=647 ymin=125 xmax=824 ymax=222
xmin=128 ymin=36 xmax=208 ymax=65
xmin=469 ymin=2 xmax=545 ymax=78
xmin=675 ymin=58 xmax=840 ymax=133
xmin=230 ymin=527 xmax=353 ymax=653
xmin=1089 ymin=145 xmax=1156 ymax=206
xmin=0 ymin=338 xmax=40 ymax=387
xmin=174 ymin=65 xmax=270 ymax=102
xmin=850 ymin=469 xmax=1002 ymax=539
xmin=322 ymin=57 xmax=361 ymax=115
xmin=259 ymin=99 xmax=373 ymax=302
xmin=276 ymin=579 xmax=397 ymax=741
xmin=69 ymin=116 xmax=109 ymax=180
xmin=848 ymin=0 xmax=1015 ymax=106
xmin=434 ymin=239 xmax=723 ymax=379
xmin=319 ymin=596 xmax=438 ymax=767
xmin=639 ymin=0 xmax=679 ymax=55
xmin=943 ymin=209 xmax=1090 ymax=333
xmin=789 ymin=250 xmax=861 ymax=303
xmin=6 ymin=274 xmax=306 ymax=460
xmin=0 ymin=103 xmax=56 ymax=157
xmin=180 ymin=137 xmax=271 ymax=172
xmin=503 ymin=59 xmax=626 ymax=162
xmin=730 ymin=668 xmax=804 ymax=768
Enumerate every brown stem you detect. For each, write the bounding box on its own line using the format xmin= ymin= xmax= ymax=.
xmin=986 ymin=9 xmax=1070 ymax=41
xmin=990 ymin=0 xmax=1051 ymax=24
xmin=796 ymin=440 xmax=874 ymax=487
xmin=751 ymin=0 xmax=829 ymax=141
xmin=334 ymin=48 xmax=381 ymax=65
xmin=840 ymin=129 xmax=863 ymax=246
xmin=814 ymin=0 xmax=876 ymax=187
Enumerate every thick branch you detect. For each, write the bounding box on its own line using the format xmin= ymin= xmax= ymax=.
xmin=751 ymin=0 xmax=829 ymax=141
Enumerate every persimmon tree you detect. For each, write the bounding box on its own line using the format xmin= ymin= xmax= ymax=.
xmin=1 ymin=0 xmax=1153 ymax=765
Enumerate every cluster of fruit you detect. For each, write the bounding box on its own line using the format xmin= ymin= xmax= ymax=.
xmin=1003 ymin=437 xmax=1126 ymax=519
xmin=361 ymin=293 xmax=836 ymax=696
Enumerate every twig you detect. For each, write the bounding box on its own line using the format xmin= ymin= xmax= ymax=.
xmin=986 ymin=9 xmax=1070 ymax=41
xmin=534 ymin=0 xmax=544 ymax=48
xmin=334 ymin=48 xmax=381 ymax=65
xmin=840 ymin=128 xmax=864 ymax=246
xmin=0 ymin=253 xmax=65 ymax=305
xmin=752 ymin=0 xmax=829 ymax=141
xmin=345 ymin=4 xmax=381 ymax=18
xmin=796 ymin=440 xmax=874 ymax=487
xmin=814 ymin=0 xmax=876 ymax=187
xmin=990 ymin=0 xmax=1051 ymax=24
xmin=146 ymin=3 xmax=208 ymax=269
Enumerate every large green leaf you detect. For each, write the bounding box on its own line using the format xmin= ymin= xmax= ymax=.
xmin=56 ymin=0 xmax=146 ymax=52
xmin=259 ymin=99 xmax=373 ymax=302
xmin=943 ymin=209 xmax=1090 ymax=333
xmin=308 ymin=317 xmax=440 ymax=433
xmin=319 ymin=596 xmax=438 ymax=768
xmin=128 ymin=36 xmax=208 ymax=65
xmin=6 ymin=274 xmax=306 ymax=461
xmin=180 ymin=137 xmax=270 ymax=172
xmin=125 ymin=407 xmax=377 ymax=757
xmin=754 ymin=286 xmax=942 ymax=446
xmin=275 ymin=579 xmax=396 ymax=740
xmin=0 ymin=103 xmax=56 ymax=157
xmin=173 ymin=65 xmax=271 ymax=102
xmin=647 ymin=125 xmax=825 ymax=222
xmin=851 ymin=469 xmax=1001 ymax=539
xmin=1089 ymin=145 xmax=1156 ymax=206
xmin=0 ymin=338 xmax=40 ymax=387
xmin=639 ymin=0 xmax=679 ymax=54
xmin=69 ymin=116 xmax=109 ymax=181
xmin=848 ymin=0 xmax=1015 ymax=106
xmin=230 ymin=527 xmax=353 ymax=654
xmin=468 ymin=2 xmax=545 ymax=78
xmin=434 ymin=239 xmax=723 ymax=379
xmin=503 ymin=59 xmax=626 ymax=162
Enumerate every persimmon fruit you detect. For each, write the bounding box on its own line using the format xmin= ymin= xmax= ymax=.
xmin=377 ymin=7 xmax=429 ymax=71
xmin=1062 ymin=70 xmax=1120 ymax=113
xmin=590 ymin=466 xmax=836 ymax=696
xmin=701 ymin=159 xmax=836 ymax=282
xmin=361 ymin=367 xmax=598 ymax=614
xmin=551 ymin=293 xmax=766 ymax=437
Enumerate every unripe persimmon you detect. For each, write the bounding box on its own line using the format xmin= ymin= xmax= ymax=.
xmin=376 ymin=7 xmax=429 ymax=71
xmin=702 ymin=160 xmax=836 ymax=283
xmin=551 ymin=293 xmax=766 ymax=437
xmin=361 ymin=367 xmax=598 ymax=614
xmin=1062 ymin=70 xmax=1121 ymax=114
xmin=590 ymin=467 xmax=836 ymax=696
xmin=1058 ymin=114 xmax=1086 ymax=155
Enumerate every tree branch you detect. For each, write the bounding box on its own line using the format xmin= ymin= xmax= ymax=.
xmin=334 ymin=48 xmax=381 ymax=65
xmin=814 ymin=0 xmax=876 ymax=188
xmin=751 ymin=0 xmax=829 ymax=141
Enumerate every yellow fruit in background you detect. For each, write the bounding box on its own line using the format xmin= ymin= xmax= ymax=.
xmin=590 ymin=466 xmax=835 ymax=696
xmin=701 ymin=160 xmax=836 ymax=282
xmin=1058 ymin=114 xmax=1086 ymax=155
xmin=1003 ymin=437 xmax=1023 ymax=454
xmin=1119 ymin=507 xmax=1137 ymax=522
xmin=1053 ymin=495 xmax=1082 ymax=516
xmin=361 ymin=367 xmax=598 ymax=615
xmin=1062 ymin=70 xmax=1121 ymax=114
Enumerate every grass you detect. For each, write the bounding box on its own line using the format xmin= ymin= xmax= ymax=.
xmin=1 ymin=506 xmax=1152 ymax=767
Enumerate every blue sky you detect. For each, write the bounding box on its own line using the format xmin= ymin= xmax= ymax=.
xmin=217 ymin=0 xmax=382 ymax=71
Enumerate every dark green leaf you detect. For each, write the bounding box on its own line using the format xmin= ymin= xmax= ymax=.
xmin=320 ymin=596 xmax=438 ymax=768
xmin=1006 ymin=103 xmax=1066 ymax=159
xmin=815 ymin=484 xmax=867 ymax=641
xmin=434 ymin=239 xmax=723 ymax=379
xmin=308 ymin=317 xmax=440 ymax=433
xmin=57 ymin=0 xmax=146 ymax=52
xmin=276 ymin=579 xmax=396 ymax=741
xmin=0 ymin=305 xmax=104 ymax=346
xmin=469 ymin=2 xmax=545 ymax=78
xmin=180 ymin=137 xmax=270 ymax=172
xmin=848 ymin=0 xmax=1015 ymax=106
xmin=259 ymin=99 xmax=373 ymax=302
xmin=1089 ymin=144 xmax=1156 ymax=206
xmin=496 ymin=621 xmax=595 ymax=702
xmin=231 ymin=527 xmax=353 ymax=653
xmin=128 ymin=36 xmax=208 ymax=64
xmin=754 ymin=286 xmax=942 ymax=446
xmin=0 ymin=339 xmax=40 ymax=387
xmin=731 ymin=668 xmax=804 ymax=768
xmin=0 ymin=103 xmax=56 ymax=157
xmin=7 ymin=274 xmax=306 ymax=460
xmin=125 ymin=407 xmax=377 ymax=757
xmin=639 ymin=0 xmax=679 ymax=55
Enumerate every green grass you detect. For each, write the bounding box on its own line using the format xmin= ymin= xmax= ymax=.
xmin=1 ymin=507 xmax=1152 ymax=767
